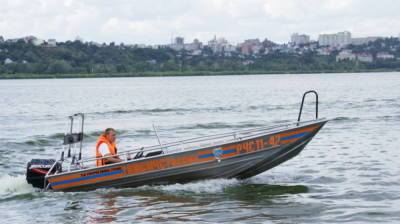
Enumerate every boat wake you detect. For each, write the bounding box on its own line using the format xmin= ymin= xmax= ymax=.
xmin=110 ymin=176 xmax=308 ymax=198
xmin=0 ymin=174 xmax=34 ymax=198
xmin=137 ymin=178 xmax=241 ymax=194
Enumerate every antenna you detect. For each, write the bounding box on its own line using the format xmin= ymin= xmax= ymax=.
xmin=152 ymin=123 xmax=163 ymax=150
xmin=67 ymin=116 xmax=73 ymax=157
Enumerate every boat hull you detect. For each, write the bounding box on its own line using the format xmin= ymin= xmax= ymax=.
xmin=46 ymin=120 xmax=328 ymax=191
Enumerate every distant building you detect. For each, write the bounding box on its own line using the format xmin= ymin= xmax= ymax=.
xmin=135 ymin=44 xmax=148 ymax=48
xmin=278 ymin=44 xmax=295 ymax=54
xmin=351 ymin=37 xmax=381 ymax=45
xmin=376 ymin=52 xmax=395 ymax=60
xmin=75 ymin=36 xmax=83 ymax=43
xmin=152 ymin=44 xmax=169 ymax=49
xmin=146 ymin=59 xmax=157 ymax=65
xmin=169 ymin=36 xmax=185 ymax=51
xmin=188 ymin=49 xmax=202 ymax=56
xmin=291 ymin=33 xmax=310 ymax=45
xmin=308 ymin=41 xmax=319 ymax=50
xmin=184 ymin=39 xmax=202 ymax=51
xmin=175 ymin=37 xmax=184 ymax=45
xmin=47 ymin=39 xmax=57 ymax=47
xmin=238 ymin=39 xmax=262 ymax=55
xmin=336 ymin=50 xmax=356 ymax=62
xmin=336 ymin=31 xmax=352 ymax=47
xmin=242 ymin=60 xmax=254 ymax=66
xmin=4 ymin=58 xmax=13 ymax=64
xmin=356 ymin=53 xmax=373 ymax=63
xmin=222 ymin=44 xmax=236 ymax=56
xmin=207 ymin=36 xmax=235 ymax=54
xmin=316 ymin=47 xmax=333 ymax=56
xmin=32 ymin=38 xmax=45 ymax=46
xmin=208 ymin=36 xmax=225 ymax=53
xmin=318 ymin=31 xmax=351 ymax=48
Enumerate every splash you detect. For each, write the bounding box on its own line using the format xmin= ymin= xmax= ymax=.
xmin=139 ymin=178 xmax=241 ymax=194
xmin=0 ymin=174 xmax=34 ymax=197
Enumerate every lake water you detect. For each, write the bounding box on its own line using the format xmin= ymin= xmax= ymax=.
xmin=0 ymin=73 xmax=399 ymax=223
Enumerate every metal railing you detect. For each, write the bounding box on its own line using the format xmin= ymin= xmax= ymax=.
xmin=68 ymin=118 xmax=323 ymax=167
xmin=297 ymin=90 xmax=319 ymax=125
xmin=47 ymin=90 xmax=324 ymax=176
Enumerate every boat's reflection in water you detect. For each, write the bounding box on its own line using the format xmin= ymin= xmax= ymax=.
xmin=90 ymin=194 xmax=119 ymax=223
xmin=87 ymin=182 xmax=309 ymax=223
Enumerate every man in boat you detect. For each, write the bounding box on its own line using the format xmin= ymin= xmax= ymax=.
xmin=96 ymin=128 xmax=127 ymax=166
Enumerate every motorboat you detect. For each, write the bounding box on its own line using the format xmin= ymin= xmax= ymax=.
xmin=26 ymin=91 xmax=329 ymax=191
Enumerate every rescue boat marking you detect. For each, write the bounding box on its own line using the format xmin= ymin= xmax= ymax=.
xmin=198 ymin=148 xmax=237 ymax=159
xmin=280 ymin=132 xmax=309 ymax=141
xmin=50 ymin=169 xmax=123 ymax=187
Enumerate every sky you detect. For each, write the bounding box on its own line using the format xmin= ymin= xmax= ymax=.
xmin=0 ymin=0 xmax=399 ymax=45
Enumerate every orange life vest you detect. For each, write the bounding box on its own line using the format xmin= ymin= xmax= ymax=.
xmin=95 ymin=135 xmax=117 ymax=166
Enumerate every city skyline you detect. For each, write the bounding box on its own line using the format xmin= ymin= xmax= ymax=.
xmin=1 ymin=0 xmax=400 ymax=45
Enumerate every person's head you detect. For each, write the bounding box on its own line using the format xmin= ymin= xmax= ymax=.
xmin=104 ymin=128 xmax=116 ymax=143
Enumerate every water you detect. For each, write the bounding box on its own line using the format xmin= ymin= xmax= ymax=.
xmin=1 ymin=73 xmax=399 ymax=223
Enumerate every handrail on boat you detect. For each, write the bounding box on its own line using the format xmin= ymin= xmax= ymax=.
xmin=297 ymin=90 xmax=318 ymax=126
xmin=51 ymin=90 xmax=324 ymax=174
xmin=70 ymin=118 xmax=324 ymax=166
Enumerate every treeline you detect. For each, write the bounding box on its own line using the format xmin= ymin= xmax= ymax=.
xmin=0 ymin=38 xmax=400 ymax=78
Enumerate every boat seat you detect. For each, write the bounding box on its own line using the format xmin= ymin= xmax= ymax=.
xmin=131 ymin=147 xmax=146 ymax=160
xmin=145 ymin=150 xmax=163 ymax=157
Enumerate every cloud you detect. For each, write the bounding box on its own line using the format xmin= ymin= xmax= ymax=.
xmin=0 ymin=0 xmax=399 ymax=44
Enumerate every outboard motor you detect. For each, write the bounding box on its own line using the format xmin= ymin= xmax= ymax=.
xmin=26 ymin=159 xmax=59 ymax=188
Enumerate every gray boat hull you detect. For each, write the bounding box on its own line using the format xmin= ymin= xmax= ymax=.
xmin=46 ymin=120 xmax=327 ymax=191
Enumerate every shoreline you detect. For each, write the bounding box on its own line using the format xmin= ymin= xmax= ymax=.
xmin=0 ymin=69 xmax=399 ymax=79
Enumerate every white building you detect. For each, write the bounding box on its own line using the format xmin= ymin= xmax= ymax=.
xmin=376 ymin=52 xmax=395 ymax=60
xmin=75 ymin=36 xmax=83 ymax=43
xmin=152 ymin=44 xmax=169 ymax=49
xmin=223 ymin=44 xmax=237 ymax=55
xmin=32 ymin=38 xmax=45 ymax=46
xmin=319 ymin=34 xmax=335 ymax=47
xmin=135 ymin=44 xmax=148 ymax=48
xmin=184 ymin=39 xmax=202 ymax=51
xmin=357 ymin=53 xmax=373 ymax=63
xmin=336 ymin=50 xmax=356 ymax=62
xmin=336 ymin=31 xmax=352 ymax=46
xmin=47 ymin=39 xmax=57 ymax=47
xmin=319 ymin=31 xmax=351 ymax=48
xmin=316 ymin=47 xmax=333 ymax=56
xmin=291 ymin=33 xmax=310 ymax=45
xmin=207 ymin=36 xmax=234 ymax=54
xmin=188 ymin=49 xmax=202 ymax=56
xmin=208 ymin=36 xmax=226 ymax=53
xmin=4 ymin=58 xmax=13 ymax=64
